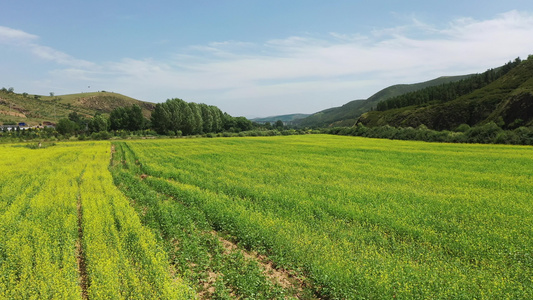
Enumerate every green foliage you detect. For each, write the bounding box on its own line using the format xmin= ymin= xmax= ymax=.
xmin=329 ymin=123 xmax=533 ymax=145
xmin=111 ymin=143 xmax=297 ymax=298
xmin=110 ymin=104 xmax=146 ymax=131
xmin=55 ymin=118 xmax=79 ymax=135
xmin=362 ymin=56 xmax=533 ymax=131
xmin=110 ymin=136 xmax=533 ymax=299
xmin=199 ymin=103 xmax=214 ymax=133
xmin=296 ymin=74 xmax=473 ymax=128
xmin=151 ymin=98 xmax=229 ymax=135
xmin=0 ymin=89 xmax=153 ymax=128
xmin=251 ymin=113 xmax=310 ymax=124
xmin=0 ymin=142 xmax=194 ymax=298
xmin=376 ymin=58 xmax=522 ymax=111
xmin=188 ymin=102 xmax=203 ymax=134
xmin=88 ymin=113 xmax=109 ymax=133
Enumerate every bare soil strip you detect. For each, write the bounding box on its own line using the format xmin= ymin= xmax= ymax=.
xmin=76 ymin=193 xmax=89 ymax=300
xmin=212 ymin=232 xmax=307 ymax=295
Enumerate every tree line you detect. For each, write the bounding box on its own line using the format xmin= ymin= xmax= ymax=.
xmin=48 ymin=98 xmax=258 ymax=137
xmin=327 ymin=122 xmax=533 ymax=145
xmin=1 ymin=94 xmax=295 ymax=141
xmin=376 ymin=58 xmax=523 ymax=111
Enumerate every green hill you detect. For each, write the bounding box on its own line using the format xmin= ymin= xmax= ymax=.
xmin=358 ymin=56 xmax=533 ymax=130
xmin=0 ymin=90 xmax=154 ymax=126
xmin=295 ymin=75 xmax=472 ymax=128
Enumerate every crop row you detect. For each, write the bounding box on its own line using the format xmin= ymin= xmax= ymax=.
xmin=118 ymin=135 xmax=533 ymax=299
xmin=111 ymin=142 xmax=306 ymax=299
xmin=0 ymin=142 xmax=193 ymax=299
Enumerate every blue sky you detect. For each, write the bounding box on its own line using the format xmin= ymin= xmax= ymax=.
xmin=2 ymin=1 xmax=533 ymax=117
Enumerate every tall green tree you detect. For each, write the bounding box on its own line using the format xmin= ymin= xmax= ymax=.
xmin=188 ymin=102 xmax=203 ymax=134
xmin=151 ymin=103 xmax=171 ymax=134
xmin=56 ymin=118 xmax=78 ymax=136
xmin=210 ymin=106 xmax=223 ymax=133
xmin=109 ymin=107 xmax=128 ymax=130
xmin=199 ymin=103 xmax=214 ymax=133
xmin=88 ymin=113 xmax=108 ymax=133
xmin=126 ymin=104 xmax=145 ymax=131
xmin=110 ymin=105 xmax=146 ymax=131
xmin=150 ymin=98 xmax=229 ymax=135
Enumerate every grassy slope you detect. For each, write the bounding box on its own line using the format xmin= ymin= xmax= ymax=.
xmin=359 ymin=57 xmax=533 ymax=130
xmin=295 ymin=75 xmax=472 ymax=128
xmin=0 ymin=91 xmax=154 ymax=125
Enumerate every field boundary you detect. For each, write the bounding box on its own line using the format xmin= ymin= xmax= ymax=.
xmin=76 ymin=170 xmax=89 ymax=300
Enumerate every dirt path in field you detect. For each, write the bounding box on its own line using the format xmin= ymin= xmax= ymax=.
xmin=76 ymin=176 xmax=89 ymax=299
xmin=211 ymin=232 xmax=308 ymax=297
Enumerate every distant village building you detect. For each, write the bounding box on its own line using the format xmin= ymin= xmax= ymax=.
xmin=0 ymin=124 xmax=20 ymax=131
xmin=0 ymin=122 xmax=50 ymax=131
xmin=42 ymin=121 xmax=56 ymax=128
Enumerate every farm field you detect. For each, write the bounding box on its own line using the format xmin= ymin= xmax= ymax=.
xmin=112 ymin=135 xmax=533 ymax=299
xmin=0 ymin=141 xmax=193 ymax=299
xmin=1 ymin=135 xmax=532 ymax=299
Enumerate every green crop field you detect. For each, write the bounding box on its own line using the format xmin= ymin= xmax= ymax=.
xmin=1 ymin=135 xmax=532 ymax=299
xmin=0 ymin=142 xmax=193 ymax=299
xmin=112 ymin=135 xmax=533 ymax=299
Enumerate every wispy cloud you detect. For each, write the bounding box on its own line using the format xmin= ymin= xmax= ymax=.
xmin=0 ymin=26 xmax=38 ymax=43
xmin=0 ymin=26 xmax=93 ymax=68
xmin=2 ymin=10 xmax=533 ymax=116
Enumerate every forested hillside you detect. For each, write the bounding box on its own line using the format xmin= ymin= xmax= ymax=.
xmin=359 ymin=56 xmax=533 ymax=130
xmin=294 ymin=75 xmax=472 ymax=128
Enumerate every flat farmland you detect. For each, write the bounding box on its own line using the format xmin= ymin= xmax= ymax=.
xmin=1 ymin=135 xmax=532 ymax=299
xmin=0 ymin=142 xmax=192 ymax=299
xmin=112 ymin=135 xmax=533 ymax=299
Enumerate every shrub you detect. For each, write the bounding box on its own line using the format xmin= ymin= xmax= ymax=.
xmin=455 ymin=123 xmax=471 ymax=132
xmin=466 ymin=122 xmax=503 ymax=143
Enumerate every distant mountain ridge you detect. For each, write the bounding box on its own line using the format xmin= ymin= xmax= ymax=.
xmin=294 ymin=74 xmax=473 ymax=127
xmin=251 ymin=113 xmax=310 ymax=123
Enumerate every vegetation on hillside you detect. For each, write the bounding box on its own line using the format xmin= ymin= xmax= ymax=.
xmin=0 ymin=90 xmax=153 ymax=126
xmin=251 ymin=113 xmax=310 ymax=124
xmin=2 ymin=56 xmax=532 ymax=146
xmin=376 ymin=58 xmax=522 ymax=111
xmin=359 ymin=56 xmax=533 ymax=130
xmin=327 ymin=122 xmax=533 ymax=145
xmin=294 ymin=74 xmax=473 ymax=128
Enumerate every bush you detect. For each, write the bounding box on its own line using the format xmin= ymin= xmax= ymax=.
xmin=327 ymin=122 xmax=532 ymax=145
xmin=514 ymin=126 xmax=533 ymax=145
xmin=466 ymin=122 xmax=503 ymax=143
xmin=455 ymin=124 xmax=471 ymax=132
xmin=90 ymin=131 xmax=112 ymax=140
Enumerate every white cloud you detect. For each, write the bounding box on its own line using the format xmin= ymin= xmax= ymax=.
xmin=0 ymin=26 xmax=93 ymax=68
xmin=3 ymin=10 xmax=533 ymax=117
xmin=30 ymin=44 xmax=95 ymax=68
xmin=0 ymin=26 xmax=37 ymax=44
